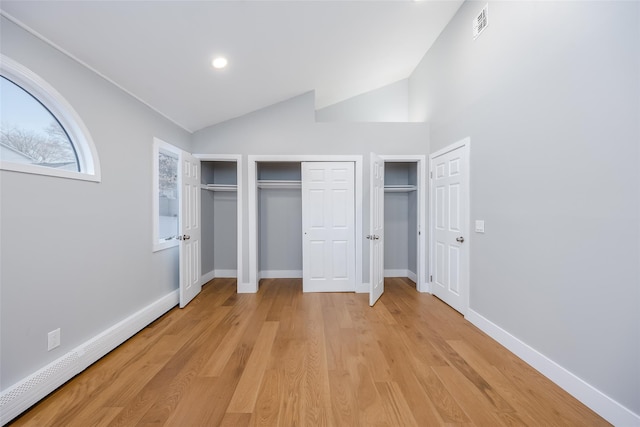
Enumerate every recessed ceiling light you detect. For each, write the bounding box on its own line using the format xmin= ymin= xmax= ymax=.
xmin=212 ymin=57 xmax=228 ymax=69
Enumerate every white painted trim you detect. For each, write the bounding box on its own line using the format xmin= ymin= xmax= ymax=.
xmin=248 ymin=155 xmax=363 ymax=293
xmin=407 ymin=270 xmax=417 ymax=283
xmin=0 ymin=290 xmax=178 ymax=426
xmin=356 ymin=282 xmax=369 ymax=293
xmin=466 ymin=309 xmax=640 ymax=427
xmin=237 ymin=282 xmax=257 ymax=294
xmin=193 ymin=154 xmax=243 ymax=289
xmin=214 ymin=269 xmax=237 ymax=278
xmin=379 ymin=155 xmax=427 ymax=292
xmin=201 ymin=269 xmax=216 ymax=284
xmin=248 ymin=157 xmax=259 ymax=292
xmin=259 ymin=270 xmax=303 ymax=279
xmin=428 ymin=138 xmax=471 ymax=313
xmin=384 ymin=269 xmax=410 ymax=277
xmin=201 ymin=269 xmax=239 ymax=284
xmin=0 ymin=54 xmax=101 ymax=182
xmin=383 ymin=269 xmax=418 ymax=283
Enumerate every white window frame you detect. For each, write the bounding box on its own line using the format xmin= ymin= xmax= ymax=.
xmin=0 ymin=54 xmax=101 ymax=182
xmin=152 ymin=137 xmax=181 ymax=252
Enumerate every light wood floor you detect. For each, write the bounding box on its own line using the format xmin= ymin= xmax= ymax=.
xmin=10 ymin=278 xmax=608 ymax=426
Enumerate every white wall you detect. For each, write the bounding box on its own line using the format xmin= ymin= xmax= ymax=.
xmin=0 ymin=17 xmax=191 ymax=390
xmin=316 ymin=79 xmax=409 ymax=122
xmin=409 ymin=0 xmax=639 ymax=418
xmin=192 ymin=91 xmax=430 ymax=286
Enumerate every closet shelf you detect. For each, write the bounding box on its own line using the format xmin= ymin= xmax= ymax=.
xmin=201 ymin=184 xmax=237 ymax=192
xmin=257 ymin=180 xmax=302 ymax=189
xmin=384 ymin=185 xmax=417 ymax=193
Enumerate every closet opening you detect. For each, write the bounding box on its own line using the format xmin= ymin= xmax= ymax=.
xmin=247 ymin=155 xmax=364 ymax=293
xmin=256 ymin=161 xmax=303 ymax=281
xmin=377 ymin=155 xmax=427 ymax=293
xmin=199 ymin=157 xmax=242 ymax=286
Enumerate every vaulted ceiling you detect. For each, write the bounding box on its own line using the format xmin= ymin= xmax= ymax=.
xmin=1 ymin=1 xmax=463 ymax=132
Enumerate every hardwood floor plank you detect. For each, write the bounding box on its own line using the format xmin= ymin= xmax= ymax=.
xmin=227 ymin=321 xmax=280 ymax=413
xmin=249 ymin=369 xmax=282 ymax=426
xmin=433 ymin=365 xmax=518 ymax=427
xmin=9 ymin=279 xmax=609 ymax=427
xmin=219 ymin=413 xmax=252 ymax=427
xmin=200 ymin=310 xmax=252 ymax=377
xmin=328 ymin=369 xmax=358 ymax=427
xmin=301 ymin=295 xmax=334 ymax=426
xmin=162 ymin=377 xmax=221 ymax=426
xmin=375 ymin=381 xmax=420 ymax=427
xmin=349 ymin=359 xmax=392 ymax=426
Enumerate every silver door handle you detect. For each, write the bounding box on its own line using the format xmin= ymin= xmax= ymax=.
xmin=456 ymin=236 xmax=464 ymax=243
xmin=366 ymin=235 xmax=380 ymax=240
xmin=177 ymin=235 xmax=191 ymax=241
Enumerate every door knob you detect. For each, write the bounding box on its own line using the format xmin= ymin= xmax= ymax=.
xmin=177 ymin=235 xmax=191 ymax=241
xmin=456 ymin=236 xmax=464 ymax=243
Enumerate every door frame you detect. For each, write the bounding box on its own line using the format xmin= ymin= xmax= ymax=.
xmin=193 ymin=154 xmax=243 ymax=292
xmin=247 ymin=155 xmax=363 ymax=293
xmin=379 ymin=155 xmax=428 ymax=292
xmin=429 ymin=138 xmax=471 ymax=313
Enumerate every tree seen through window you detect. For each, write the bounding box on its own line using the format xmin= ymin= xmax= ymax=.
xmin=0 ymin=75 xmax=79 ymax=171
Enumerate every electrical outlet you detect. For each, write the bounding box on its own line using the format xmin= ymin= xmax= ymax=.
xmin=48 ymin=328 xmax=61 ymax=351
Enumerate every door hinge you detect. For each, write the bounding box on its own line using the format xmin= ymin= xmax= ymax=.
xmin=430 ymin=171 xmax=433 ymax=179
xmin=430 ymin=275 xmax=433 ymax=282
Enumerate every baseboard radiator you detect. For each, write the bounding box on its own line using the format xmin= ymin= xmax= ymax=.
xmin=0 ymin=290 xmax=179 ymax=426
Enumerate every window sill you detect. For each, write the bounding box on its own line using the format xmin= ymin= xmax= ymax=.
xmin=1 ymin=161 xmax=101 ymax=182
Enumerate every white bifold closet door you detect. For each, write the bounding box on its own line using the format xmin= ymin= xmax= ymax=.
xmin=302 ymin=162 xmax=355 ymax=292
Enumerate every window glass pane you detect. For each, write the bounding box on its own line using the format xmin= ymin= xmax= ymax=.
xmin=0 ymin=76 xmax=79 ymax=172
xmin=158 ymin=150 xmax=179 ymax=241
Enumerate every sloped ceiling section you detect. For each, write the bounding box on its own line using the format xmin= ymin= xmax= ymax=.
xmin=0 ymin=1 xmax=463 ymax=132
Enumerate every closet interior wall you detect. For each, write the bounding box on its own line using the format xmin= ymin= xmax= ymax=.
xmin=201 ymin=161 xmax=238 ymax=278
xmin=257 ymin=162 xmax=303 ymax=278
xmin=384 ymin=162 xmax=418 ymax=282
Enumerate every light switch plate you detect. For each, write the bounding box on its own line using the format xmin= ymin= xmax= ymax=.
xmin=475 ymin=220 xmax=485 ymax=233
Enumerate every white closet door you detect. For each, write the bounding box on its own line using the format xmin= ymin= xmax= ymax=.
xmin=369 ymin=153 xmax=384 ymax=306
xmin=302 ymin=162 xmax=355 ymax=292
xmin=179 ymin=152 xmax=202 ymax=308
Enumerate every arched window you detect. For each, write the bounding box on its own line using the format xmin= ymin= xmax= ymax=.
xmin=0 ymin=55 xmax=101 ymax=181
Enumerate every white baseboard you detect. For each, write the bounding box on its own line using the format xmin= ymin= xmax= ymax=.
xmin=384 ymin=269 xmax=408 ymax=278
xmin=466 ymin=309 xmax=640 ymax=427
xmin=201 ymin=269 xmax=216 ymax=285
xmin=237 ymin=281 xmax=258 ymax=293
xmin=258 ymin=270 xmax=302 ymax=279
xmin=214 ymin=269 xmax=237 ymax=278
xmin=0 ymin=290 xmax=179 ymax=426
xmin=384 ymin=269 xmax=417 ymax=283
xmin=418 ymin=281 xmax=431 ymax=293
xmin=356 ymin=282 xmax=369 ymax=293
xmin=202 ymin=269 xmax=238 ymax=286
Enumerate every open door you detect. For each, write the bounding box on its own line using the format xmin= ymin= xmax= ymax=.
xmin=179 ymin=151 xmax=202 ymax=308
xmin=369 ymin=153 xmax=384 ymax=306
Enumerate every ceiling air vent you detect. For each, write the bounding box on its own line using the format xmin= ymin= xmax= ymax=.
xmin=473 ymin=4 xmax=489 ymax=40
